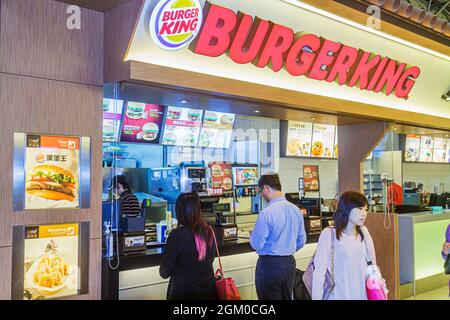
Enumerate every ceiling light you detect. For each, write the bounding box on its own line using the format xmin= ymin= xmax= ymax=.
xmin=179 ymin=99 xmax=189 ymax=103
xmin=254 ymin=110 xmax=260 ymax=113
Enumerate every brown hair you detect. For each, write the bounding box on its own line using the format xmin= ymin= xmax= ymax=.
xmin=258 ymin=173 xmax=282 ymax=192
xmin=333 ymin=191 xmax=368 ymax=241
xmin=175 ymin=193 xmax=213 ymax=261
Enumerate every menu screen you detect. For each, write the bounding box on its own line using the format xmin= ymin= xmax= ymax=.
xmin=286 ymin=121 xmax=313 ymax=157
xmin=419 ymin=136 xmax=434 ymax=162
xmin=120 ymin=102 xmax=165 ymax=144
xmin=234 ymin=167 xmax=258 ymax=186
xmin=23 ymin=223 xmax=79 ymax=300
xmin=311 ymin=124 xmax=336 ymax=158
xmin=447 ymin=139 xmax=450 ymax=163
xmin=432 ymin=138 xmax=447 ymax=163
xmin=209 ymin=162 xmax=233 ymax=195
xmin=161 ymin=106 xmax=203 ymax=146
xmin=102 ymin=99 xmax=124 ymax=142
xmin=404 ymin=134 xmax=421 ymax=162
xmin=199 ymin=111 xmax=235 ymax=148
xmin=333 ymin=129 xmax=338 ymax=158
xmin=25 ymin=135 xmax=80 ymax=209
xmin=303 ymin=165 xmax=320 ymax=192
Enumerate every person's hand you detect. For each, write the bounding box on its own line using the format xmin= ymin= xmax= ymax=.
xmin=443 ymin=242 xmax=450 ymax=256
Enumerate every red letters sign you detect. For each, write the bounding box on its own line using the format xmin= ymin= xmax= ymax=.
xmin=187 ymin=2 xmax=420 ymax=99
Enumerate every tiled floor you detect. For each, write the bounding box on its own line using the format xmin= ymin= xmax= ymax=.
xmin=404 ymin=286 xmax=449 ymax=300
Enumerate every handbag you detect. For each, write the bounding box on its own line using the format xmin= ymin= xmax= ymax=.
xmin=363 ymin=232 xmax=388 ymax=300
xmin=302 ymin=227 xmax=335 ymax=300
xmin=444 ymin=255 xmax=450 ymax=275
xmin=210 ymin=227 xmax=241 ymax=300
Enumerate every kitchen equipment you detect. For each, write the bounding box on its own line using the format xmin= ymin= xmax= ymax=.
xmin=212 ymin=203 xmax=238 ymax=244
xmin=180 ymin=161 xmax=208 ymax=195
xmin=118 ymin=232 xmax=146 ymax=256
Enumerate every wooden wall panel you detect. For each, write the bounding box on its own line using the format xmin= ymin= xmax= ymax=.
xmin=365 ymin=213 xmax=399 ymax=300
xmin=0 ymin=73 xmax=103 ymax=245
xmin=0 ymin=247 xmax=12 ymax=300
xmin=338 ymin=122 xmax=389 ymax=193
xmin=103 ymin=0 xmax=143 ymax=83
xmin=0 ymin=0 xmax=103 ymax=86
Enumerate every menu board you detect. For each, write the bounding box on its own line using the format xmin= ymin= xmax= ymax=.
xmin=419 ymin=136 xmax=434 ymax=162
xmin=432 ymin=138 xmax=447 ymax=163
xmin=102 ymin=99 xmax=124 ymax=142
xmin=23 ymin=223 xmax=79 ymax=300
xmin=161 ymin=106 xmax=203 ymax=146
xmin=120 ymin=102 xmax=165 ymax=144
xmin=25 ymin=135 xmax=80 ymax=209
xmin=404 ymin=134 xmax=421 ymax=162
xmin=209 ymin=162 xmax=233 ymax=195
xmin=311 ymin=124 xmax=335 ymax=158
xmin=303 ymin=165 xmax=320 ymax=191
xmin=199 ymin=111 xmax=235 ymax=148
xmin=285 ymin=121 xmax=313 ymax=157
xmin=447 ymin=139 xmax=450 ymax=164
xmin=333 ymin=129 xmax=338 ymax=158
xmin=234 ymin=167 xmax=258 ymax=186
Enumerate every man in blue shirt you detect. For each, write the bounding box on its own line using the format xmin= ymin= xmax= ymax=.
xmin=250 ymin=173 xmax=306 ymax=300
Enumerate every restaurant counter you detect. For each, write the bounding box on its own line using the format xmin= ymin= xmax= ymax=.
xmin=398 ymin=210 xmax=450 ymax=297
xmin=102 ymin=234 xmax=319 ymax=300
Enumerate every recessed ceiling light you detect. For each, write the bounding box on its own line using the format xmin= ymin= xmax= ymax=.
xmin=254 ymin=110 xmax=260 ymax=113
xmin=180 ymin=99 xmax=189 ymax=104
xmin=310 ymin=117 xmax=317 ymax=121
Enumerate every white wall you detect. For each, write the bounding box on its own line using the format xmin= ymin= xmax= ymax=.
xmin=403 ymin=163 xmax=450 ymax=193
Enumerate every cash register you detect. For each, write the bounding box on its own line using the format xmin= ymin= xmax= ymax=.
xmin=200 ymin=196 xmax=238 ymax=244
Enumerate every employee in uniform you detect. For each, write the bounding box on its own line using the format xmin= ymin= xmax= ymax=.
xmin=381 ymin=173 xmax=403 ymax=212
xmin=110 ymin=175 xmax=140 ymax=216
xmin=250 ymin=173 xmax=306 ymax=300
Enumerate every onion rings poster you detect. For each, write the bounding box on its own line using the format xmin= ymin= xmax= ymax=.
xmin=23 ymin=223 xmax=79 ymax=300
xmin=25 ymin=135 xmax=80 ymax=209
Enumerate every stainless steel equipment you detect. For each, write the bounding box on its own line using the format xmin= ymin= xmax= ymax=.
xmin=180 ymin=161 xmax=208 ymax=196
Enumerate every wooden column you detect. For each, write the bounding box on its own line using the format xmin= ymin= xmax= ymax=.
xmin=0 ymin=0 xmax=103 ymax=299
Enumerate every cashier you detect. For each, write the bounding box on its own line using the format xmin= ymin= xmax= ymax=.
xmin=110 ymin=175 xmax=140 ymax=216
xmin=381 ymin=173 xmax=403 ymax=211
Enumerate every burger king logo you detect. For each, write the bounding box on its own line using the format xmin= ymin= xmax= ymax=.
xmin=150 ymin=0 xmax=203 ymax=51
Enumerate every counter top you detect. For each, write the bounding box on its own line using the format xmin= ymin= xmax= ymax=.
xmin=397 ymin=210 xmax=450 ymax=223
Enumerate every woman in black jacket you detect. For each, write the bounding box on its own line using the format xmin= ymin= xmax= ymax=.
xmin=160 ymin=193 xmax=217 ymax=300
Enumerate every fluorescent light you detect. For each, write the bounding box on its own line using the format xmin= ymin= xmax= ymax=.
xmin=282 ymin=0 xmax=450 ymax=61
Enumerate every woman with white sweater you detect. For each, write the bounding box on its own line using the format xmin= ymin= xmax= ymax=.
xmin=312 ymin=191 xmax=378 ymax=300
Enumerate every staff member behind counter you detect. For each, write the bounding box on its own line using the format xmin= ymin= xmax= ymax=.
xmin=110 ymin=175 xmax=141 ymax=216
xmin=381 ymin=173 xmax=403 ymax=211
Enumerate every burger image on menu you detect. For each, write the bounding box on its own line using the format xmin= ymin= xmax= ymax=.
xmin=222 ymin=178 xmax=232 ymax=190
xmin=311 ymin=141 xmax=324 ymax=157
xmin=211 ymin=164 xmax=223 ymax=177
xmin=163 ymin=131 xmax=177 ymax=145
xmin=141 ymin=122 xmax=159 ymax=141
xmin=26 ymin=165 xmax=78 ymax=202
xmin=311 ymin=179 xmax=319 ymax=190
xmin=126 ymin=103 xmax=145 ymax=119
xmin=220 ymin=114 xmax=232 ymax=125
xmin=188 ymin=110 xmax=201 ymax=122
xmin=168 ymin=107 xmax=182 ymax=120
xmin=304 ymin=167 xmax=312 ymax=178
xmin=103 ymin=123 xmax=115 ymax=141
xmin=204 ymin=112 xmax=218 ymax=123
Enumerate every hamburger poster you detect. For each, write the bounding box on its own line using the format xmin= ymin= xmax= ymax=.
xmin=209 ymin=162 xmax=233 ymax=195
xmin=25 ymin=135 xmax=80 ymax=209
xmin=120 ymin=102 xmax=165 ymax=144
xmin=303 ymin=165 xmax=320 ymax=192
xmin=311 ymin=124 xmax=336 ymax=158
xmin=161 ymin=106 xmax=203 ymax=146
xmin=199 ymin=111 xmax=235 ymax=148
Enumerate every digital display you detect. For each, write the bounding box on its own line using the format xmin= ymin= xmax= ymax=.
xmin=432 ymin=138 xmax=447 ymax=163
xmin=161 ymin=106 xmax=203 ymax=146
xmin=404 ymin=134 xmax=449 ymax=164
xmin=102 ymin=99 xmax=124 ymax=142
xmin=199 ymin=111 xmax=235 ymax=148
xmin=233 ymin=167 xmax=258 ymax=186
xmin=120 ymin=102 xmax=165 ymax=144
xmin=404 ymin=134 xmax=420 ymax=162
xmin=311 ymin=124 xmax=336 ymax=158
xmin=285 ymin=121 xmax=313 ymax=157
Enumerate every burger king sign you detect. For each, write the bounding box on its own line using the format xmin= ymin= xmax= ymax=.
xmin=150 ymin=0 xmax=203 ymax=51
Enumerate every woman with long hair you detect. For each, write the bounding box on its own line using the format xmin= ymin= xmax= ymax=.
xmin=312 ymin=191 xmax=378 ymax=300
xmin=160 ymin=193 xmax=217 ymax=300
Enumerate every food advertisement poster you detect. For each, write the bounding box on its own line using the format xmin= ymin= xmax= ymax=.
xmin=199 ymin=111 xmax=235 ymax=148
xmin=102 ymin=98 xmax=124 ymax=142
xmin=404 ymin=134 xmax=421 ymax=162
xmin=419 ymin=136 xmax=434 ymax=162
xmin=447 ymin=139 xmax=450 ymax=163
xmin=303 ymin=165 xmax=320 ymax=192
xmin=311 ymin=124 xmax=335 ymax=158
xmin=120 ymin=102 xmax=165 ymax=144
xmin=432 ymin=138 xmax=447 ymax=163
xmin=209 ymin=162 xmax=233 ymax=195
xmin=162 ymin=106 xmax=203 ymax=146
xmin=333 ymin=129 xmax=338 ymax=158
xmin=286 ymin=121 xmax=313 ymax=157
xmin=234 ymin=167 xmax=258 ymax=186
xmin=25 ymin=135 xmax=80 ymax=209
xmin=23 ymin=223 xmax=79 ymax=300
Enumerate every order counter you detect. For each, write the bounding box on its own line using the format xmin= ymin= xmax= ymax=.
xmin=398 ymin=210 xmax=450 ymax=297
xmin=102 ymin=235 xmax=319 ymax=300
